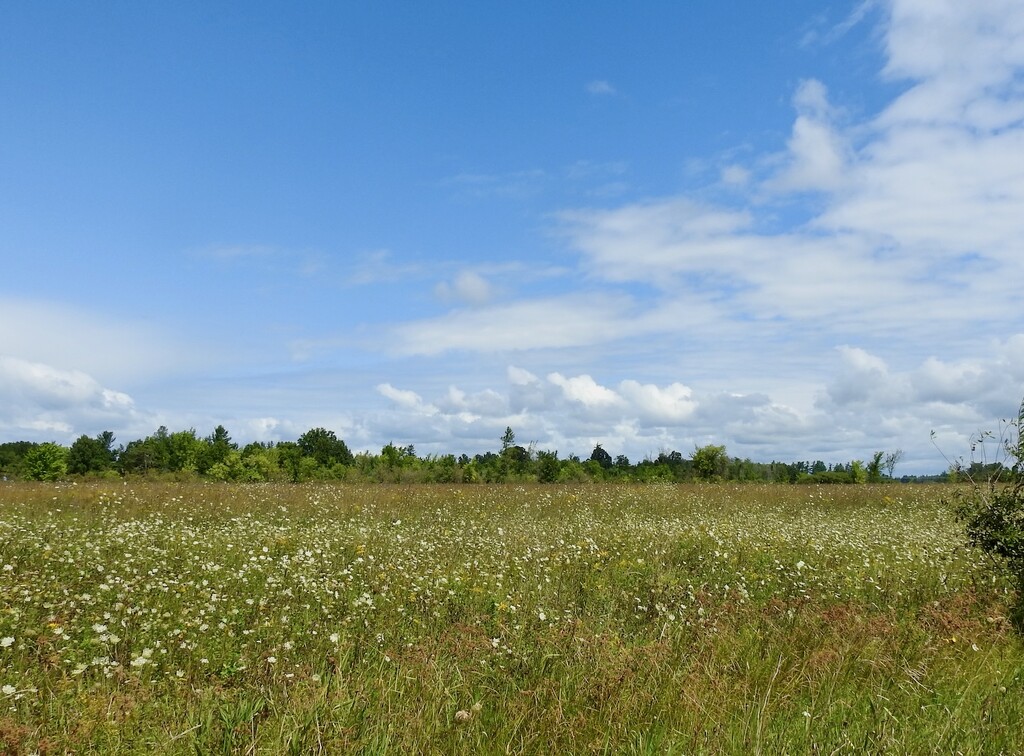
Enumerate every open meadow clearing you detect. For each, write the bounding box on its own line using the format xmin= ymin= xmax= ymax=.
xmin=0 ymin=482 xmax=1021 ymax=754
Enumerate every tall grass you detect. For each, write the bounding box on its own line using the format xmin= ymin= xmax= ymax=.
xmin=0 ymin=482 xmax=1020 ymax=753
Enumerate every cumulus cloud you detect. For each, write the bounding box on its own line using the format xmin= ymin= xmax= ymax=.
xmin=244 ymin=417 xmax=282 ymax=442
xmin=618 ymin=380 xmax=697 ymax=424
xmin=821 ymin=341 xmax=1024 ymax=425
xmin=434 ymin=386 xmax=507 ymax=419
xmin=357 ymin=366 xmax=827 ymax=464
xmin=768 ymin=79 xmax=849 ymax=192
xmin=824 ymin=346 xmax=909 ymax=408
xmin=0 ymin=356 xmax=147 ymax=441
xmin=548 ymin=373 xmax=624 ymax=411
xmin=376 ymin=383 xmax=437 ymax=415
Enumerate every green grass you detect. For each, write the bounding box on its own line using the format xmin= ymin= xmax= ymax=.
xmin=0 ymin=482 xmax=1020 ymax=753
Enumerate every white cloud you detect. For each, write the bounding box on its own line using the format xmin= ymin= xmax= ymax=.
xmin=824 ymin=346 xmax=908 ymax=407
xmin=350 ymin=368 xmax=831 ymax=465
xmin=376 ymin=383 xmax=436 ymax=414
xmin=547 ymin=372 xmax=624 ymax=410
xmin=618 ymin=380 xmax=697 ymax=424
xmin=244 ymin=417 xmax=281 ymax=441
xmin=346 ymin=249 xmax=422 ymax=286
xmin=882 ymin=0 xmax=1024 ymax=88
xmin=768 ymin=79 xmax=848 ymax=192
xmin=507 ymin=365 xmax=539 ymax=385
xmin=556 ymin=198 xmax=755 ymax=286
xmin=440 ymin=169 xmax=548 ymax=200
xmin=720 ymin=164 xmax=751 ymax=186
xmin=0 ymin=356 xmax=148 ymax=441
xmin=434 ymin=271 xmax=494 ymax=306
xmin=388 ymin=293 xmax=651 ymax=355
xmin=434 ymin=385 xmax=508 ymax=420
xmin=192 ymin=244 xmax=276 ymax=260
xmin=0 ymin=298 xmax=197 ymax=384
xmin=801 ymin=0 xmax=877 ymax=48
xmin=586 ymin=80 xmax=616 ymax=95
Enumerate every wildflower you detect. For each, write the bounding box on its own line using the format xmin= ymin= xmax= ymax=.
xmin=454 ymin=709 xmax=472 ymax=722
xmin=1 ymin=684 xmax=15 ymax=696
xmin=0 ymin=637 xmax=13 ymax=649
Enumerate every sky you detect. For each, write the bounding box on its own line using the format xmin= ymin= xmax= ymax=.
xmin=2 ymin=1 xmax=1023 ymax=474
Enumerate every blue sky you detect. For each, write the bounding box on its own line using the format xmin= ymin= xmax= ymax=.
xmin=2 ymin=1 xmax=1023 ymax=473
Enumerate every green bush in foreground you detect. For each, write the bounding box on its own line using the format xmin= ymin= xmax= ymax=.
xmin=953 ymin=397 xmax=1024 ymax=628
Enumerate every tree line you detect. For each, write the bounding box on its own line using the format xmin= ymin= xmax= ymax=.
xmin=0 ymin=425 xmax=917 ymax=484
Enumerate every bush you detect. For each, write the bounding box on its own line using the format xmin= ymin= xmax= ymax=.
xmin=949 ymin=398 xmax=1024 ymax=628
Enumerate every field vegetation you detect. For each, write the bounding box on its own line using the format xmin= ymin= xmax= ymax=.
xmin=0 ymin=481 xmax=1021 ymax=753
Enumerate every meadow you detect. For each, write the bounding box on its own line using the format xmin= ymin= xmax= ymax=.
xmin=0 ymin=482 xmax=1020 ymax=754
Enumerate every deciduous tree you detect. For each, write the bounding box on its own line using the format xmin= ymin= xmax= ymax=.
xmin=24 ymin=442 xmax=67 ymax=481
xmin=692 ymin=444 xmax=728 ymax=481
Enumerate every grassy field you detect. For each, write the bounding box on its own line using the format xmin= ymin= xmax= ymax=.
xmin=0 ymin=482 xmax=1021 ymax=754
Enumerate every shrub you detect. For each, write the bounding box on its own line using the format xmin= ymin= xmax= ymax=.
xmin=949 ymin=398 xmax=1024 ymax=628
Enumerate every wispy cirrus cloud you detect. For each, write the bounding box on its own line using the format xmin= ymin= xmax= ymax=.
xmin=345 ymin=249 xmax=423 ymax=286
xmin=191 ymin=243 xmax=328 ymax=279
xmin=585 ymin=80 xmax=617 ymax=96
xmin=389 ymin=292 xmax=644 ymax=356
xmin=439 ymin=169 xmax=548 ymax=200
